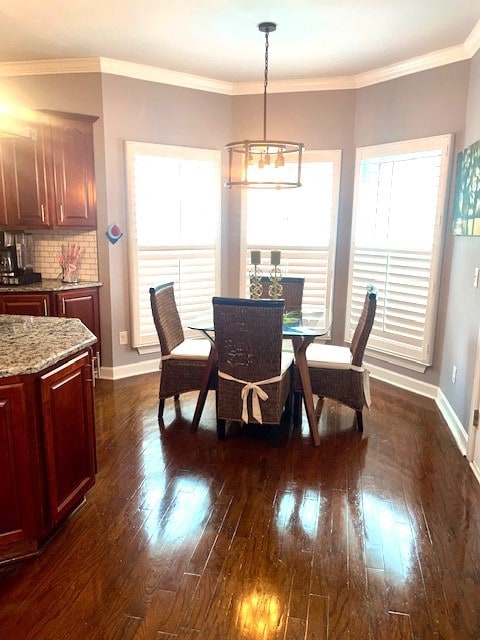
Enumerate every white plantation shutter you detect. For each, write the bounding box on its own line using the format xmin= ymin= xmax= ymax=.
xmin=242 ymin=150 xmax=341 ymax=330
xmin=347 ymin=135 xmax=453 ymax=367
xmin=125 ymin=142 xmax=221 ymax=349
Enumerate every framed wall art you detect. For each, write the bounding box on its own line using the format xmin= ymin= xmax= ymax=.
xmin=452 ymin=139 xmax=480 ymax=236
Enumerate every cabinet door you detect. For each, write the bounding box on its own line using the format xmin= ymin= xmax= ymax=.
xmin=0 ymin=293 xmax=50 ymax=316
xmin=40 ymin=351 xmax=96 ymax=526
xmin=50 ymin=116 xmax=97 ymax=229
xmin=0 ymin=382 xmax=36 ymax=547
xmin=0 ymin=126 xmax=50 ymax=229
xmin=55 ymin=288 xmax=101 ymax=358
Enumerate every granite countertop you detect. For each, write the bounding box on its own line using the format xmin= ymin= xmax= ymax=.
xmin=0 ymin=314 xmax=97 ymax=378
xmin=0 ymin=278 xmax=102 ymax=293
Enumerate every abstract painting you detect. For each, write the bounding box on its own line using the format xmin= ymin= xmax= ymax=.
xmin=452 ymin=139 xmax=480 ymax=236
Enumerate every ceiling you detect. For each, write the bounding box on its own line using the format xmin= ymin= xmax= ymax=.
xmin=1 ymin=1 xmax=480 ymax=85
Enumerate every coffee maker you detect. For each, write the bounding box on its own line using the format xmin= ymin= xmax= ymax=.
xmin=0 ymin=230 xmax=41 ymax=285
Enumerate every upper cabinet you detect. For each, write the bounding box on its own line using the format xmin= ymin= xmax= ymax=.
xmin=0 ymin=110 xmax=98 ymax=231
xmin=47 ymin=112 xmax=98 ymax=229
xmin=0 ymin=123 xmax=50 ymax=229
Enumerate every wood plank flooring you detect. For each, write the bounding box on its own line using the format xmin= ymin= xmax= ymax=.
xmin=1 ymin=374 xmax=480 ymax=639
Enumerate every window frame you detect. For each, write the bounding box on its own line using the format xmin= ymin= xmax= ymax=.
xmin=346 ymin=134 xmax=454 ymax=370
xmin=239 ymin=149 xmax=342 ymax=330
xmin=125 ymin=141 xmax=222 ymax=351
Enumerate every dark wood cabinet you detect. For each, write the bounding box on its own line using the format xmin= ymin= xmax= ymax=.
xmin=0 ymin=286 xmax=100 ymax=358
xmin=47 ymin=112 xmax=97 ymax=229
xmin=0 ymin=110 xmax=98 ymax=231
xmin=0 ymin=124 xmax=50 ymax=230
xmin=40 ymin=351 xmax=96 ymax=526
xmin=0 ymin=349 xmax=96 ymax=563
xmin=54 ymin=288 xmax=100 ymax=356
xmin=0 ymin=381 xmax=38 ymax=557
xmin=0 ymin=293 xmax=50 ymax=316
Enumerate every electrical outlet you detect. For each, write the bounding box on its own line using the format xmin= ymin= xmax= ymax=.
xmin=452 ymin=365 xmax=457 ymax=384
xmin=119 ymin=331 xmax=128 ymax=345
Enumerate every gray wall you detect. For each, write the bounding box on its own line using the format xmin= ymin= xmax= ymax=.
xmin=439 ymin=51 xmax=480 ymax=428
xmin=99 ymin=75 xmax=232 ymax=369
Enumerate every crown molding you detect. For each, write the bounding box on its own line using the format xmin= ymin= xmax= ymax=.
xmin=0 ymin=20 xmax=479 ymax=95
xmin=465 ymin=19 xmax=480 ymax=57
xmin=98 ymin=58 xmax=233 ymax=95
xmin=0 ymin=57 xmax=102 ymax=76
xmin=353 ymin=43 xmax=470 ymax=89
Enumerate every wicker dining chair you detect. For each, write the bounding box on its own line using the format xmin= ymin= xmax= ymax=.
xmin=294 ymin=286 xmax=377 ymax=432
xmin=213 ymin=297 xmax=294 ymax=442
xmin=149 ymin=283 xmax=213 ymax=423
xmin=258 ymin=276 xmax=305 ymax=313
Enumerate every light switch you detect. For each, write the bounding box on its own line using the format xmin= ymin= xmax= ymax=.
xmin=474 ymin=267 xmax=480 ymax=288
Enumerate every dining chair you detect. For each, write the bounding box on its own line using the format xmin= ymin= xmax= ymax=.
xmin=259 ymin=276 xmax=305 ymax=313
xmin=149 ymin=282 xmax=213 ymax=423
xmin=212 ymin=297 xmax=294 ymax=443
xmin=294 ymin=286 xmax=377 ymax=432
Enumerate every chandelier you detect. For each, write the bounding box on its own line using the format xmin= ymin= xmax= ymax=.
xmin=225 ymin=22 xmax=304 ymax=189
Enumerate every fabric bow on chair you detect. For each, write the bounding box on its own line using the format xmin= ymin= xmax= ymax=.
xmin=213 ymin=297 xmax=293 ymax=442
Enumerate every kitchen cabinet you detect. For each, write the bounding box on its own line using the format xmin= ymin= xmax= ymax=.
xmin=0 ymin=283 xmax=101 ymax=359
xmin=40 ymin=351 xmax=96 ymax=526
xmin=0 ymin=123 xmax=50 ymax=229
xmin=0 ymin=293 xmax=50 ymax=316
xmin=0 ymin=380 xmax=40 ymax=559
xmin=46 ymin=111 xmax=98 ymax=229
xmin=54 ymin=287 xmax=101 ymax=358
xmin=0 ymin=110 xmax=98 ymax=231
xmin=0 ymin=312 xmax=97 ymax=564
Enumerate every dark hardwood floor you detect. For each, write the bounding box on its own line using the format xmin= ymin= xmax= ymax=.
xmin=1 ymin=373 xmax=480 ymax=639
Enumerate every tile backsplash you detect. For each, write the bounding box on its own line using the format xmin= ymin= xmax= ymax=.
xmin=33 ymin=229 xmax=99 ymax=281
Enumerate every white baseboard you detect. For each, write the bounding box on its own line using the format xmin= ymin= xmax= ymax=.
xmin=436 ymin=388 xmax=468 ymax=456
xmin=367 ymin=362 xmax=437 ymax=398
xmin=99 ymin=358 xmax=160 ymax=380
xmin=470 ymin=460 xmax=480 ymax=485
xmin=368 ymin=361 xmax=468 ymax=456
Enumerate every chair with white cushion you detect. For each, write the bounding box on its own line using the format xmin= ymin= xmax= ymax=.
xmin=149 ymin=283 xmax=214 ymax=424
xmin=294 ymin=286 xmax=377 ymax=432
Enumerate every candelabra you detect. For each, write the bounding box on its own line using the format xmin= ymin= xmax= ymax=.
xmin=249 ymin=265 xmax=263 ymax=299
xmin=268 ymin=265 xmax=283 ymax=299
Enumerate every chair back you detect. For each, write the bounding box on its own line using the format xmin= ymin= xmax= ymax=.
xmin=149 ymin=282 xmax=185 ymax=356
xmin=213 ymin=297 xmax=285 ymax=382
xmin=259 ymin=276 xmax=304 ymax=313
xmin=350 ymin=286 xmax=377 ymax=367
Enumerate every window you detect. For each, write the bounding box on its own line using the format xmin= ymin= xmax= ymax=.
xmin=125 ymin=142 xmax=221 ymax=350
xmin=346 ymin=134 xmax=453 ymax=369
xmin=241 ymin=150 xmax=342 ymax=329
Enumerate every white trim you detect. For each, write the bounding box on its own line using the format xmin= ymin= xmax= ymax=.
xmin=366 ymin=361 xmax=437 ymax=399
xmin=0 ymin=20 xmax=479 ymax=93
xmin=466 ymin=324 xmax=480 ymax=461
xmin=471 ymin=460 xmax=480 ymax=486
xmin=99 ymin=359 xmax=159 ymax=380
xmin=436 ymin=388 xmax=468 ymax=456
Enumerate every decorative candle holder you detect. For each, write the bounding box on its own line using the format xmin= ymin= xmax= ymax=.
xmin=249 ymin=265 xmax=263 ymax=299
xmin=268 ymin=265 xmax=283 ymax=299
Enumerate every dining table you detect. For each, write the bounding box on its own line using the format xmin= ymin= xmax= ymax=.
xmin=189 ymin=306 xmax=329 ymax=447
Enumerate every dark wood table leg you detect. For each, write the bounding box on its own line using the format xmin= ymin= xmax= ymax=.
xmin=191 ymin=338 xmax=216 ymax=432
xmin=292 ymin=336 xmax=320 ymax=447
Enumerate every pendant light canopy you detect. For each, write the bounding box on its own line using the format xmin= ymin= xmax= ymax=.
xmin=225 ymin=22 xmax=304 ymax=189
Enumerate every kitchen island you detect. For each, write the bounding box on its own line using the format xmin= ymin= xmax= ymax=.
xmin=0 ymin=314 xmax=98 ymax=564
xmin=0 ymin=278 xmax=102 ymax=363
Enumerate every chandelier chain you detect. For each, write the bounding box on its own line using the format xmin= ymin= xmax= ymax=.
xmin=263 ymin=30 xmax=269 ymax=140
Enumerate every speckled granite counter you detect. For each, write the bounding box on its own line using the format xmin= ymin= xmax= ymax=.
xmin=0 ymin=278 xmax=102 ymax=293
xmin=0 ymin=314 xmax=97 ymax=378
